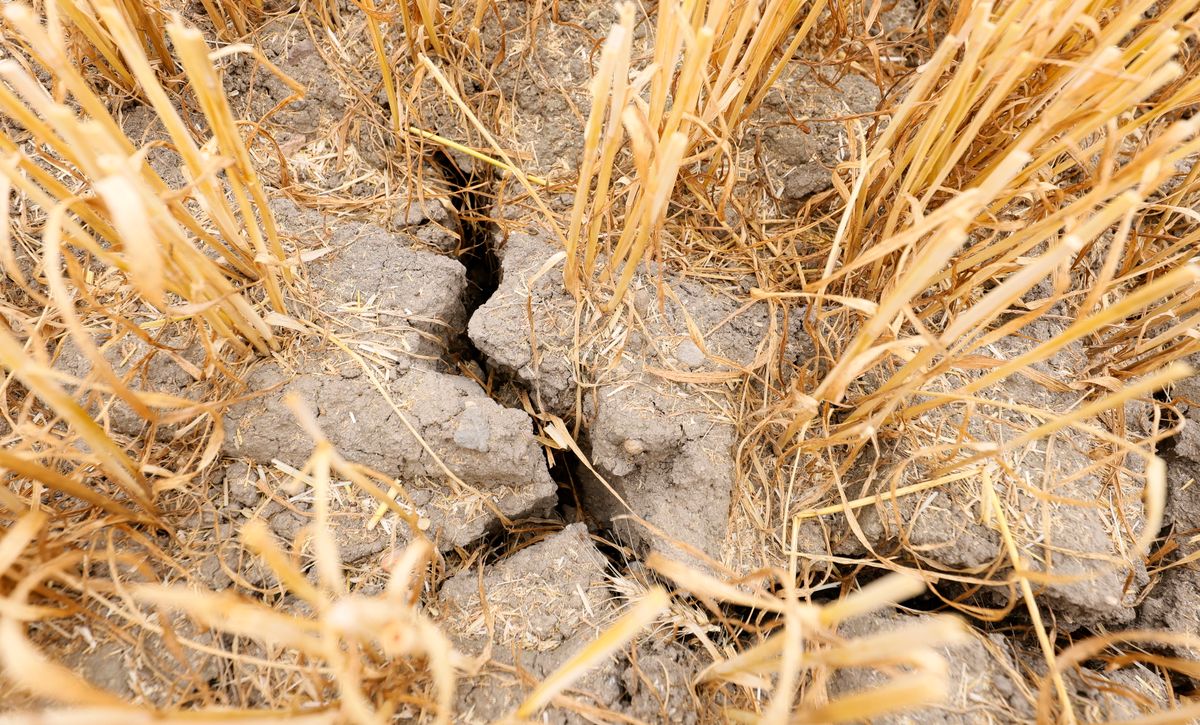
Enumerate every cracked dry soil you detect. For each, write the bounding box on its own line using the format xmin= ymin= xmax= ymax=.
xmin=40 ymin=1 xmax=1200 ymax=721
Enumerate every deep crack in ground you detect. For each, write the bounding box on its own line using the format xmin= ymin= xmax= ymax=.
xmin=431 ymin=151 xmax=599 ymax=557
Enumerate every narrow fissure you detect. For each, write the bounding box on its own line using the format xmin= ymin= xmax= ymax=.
xmin=428 ymin=151 xmax=601 ymax=551
xmin=435 ymin=151 xmax=499 ymax=313
xmin=433 ymin=151 xmax=511 ymax=388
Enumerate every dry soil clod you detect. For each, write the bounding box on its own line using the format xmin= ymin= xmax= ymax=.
xmin=215 ymin=199 xmax=558 ymax=552
xmin=470 ymin=220 xmax=815 ymax=569
xmin=221 ymin=352 xmax=557 ymax=551
xmin=829 ymin=608 xmax=1035 ymax=723
xmin=746 ymin=65 xmax=881 ymax=210
xmin=438 ymin=523 xmax=623 ymax=723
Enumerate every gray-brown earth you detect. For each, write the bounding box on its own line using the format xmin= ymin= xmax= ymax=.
xmin=438 ymin=523 xmax=701 ymax=723
xmin=25 ymin=0 xmax=1200 ymax=719
xmin=469 ymin=219 xmax=817 ymax=570
xmin=829 ymin=609 xmax=1035 ymax=723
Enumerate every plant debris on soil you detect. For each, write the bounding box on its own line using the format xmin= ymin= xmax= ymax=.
xmin=3 ymin=0 xmax=1200 ymax=723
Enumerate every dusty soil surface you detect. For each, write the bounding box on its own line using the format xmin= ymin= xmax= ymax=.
xmin=18 ymin=0 xmax=1200 ymax=721
xmin=469 ymin=222 xmax=818 ymax=570
xmin=440 ymin=524 xmax=621 ymax=721
xmin=829 ymin=609 xmax=1036 ymax=723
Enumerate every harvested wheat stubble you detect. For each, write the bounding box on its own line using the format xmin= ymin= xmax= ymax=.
xmin=6 ymin=0 xmax=1200 ymax=720
xmin=458 ymin=0 xmax=884 ymax=204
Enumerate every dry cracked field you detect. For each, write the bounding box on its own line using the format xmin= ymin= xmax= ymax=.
xmin=2 ymin=0 xmax=1200 ymax=723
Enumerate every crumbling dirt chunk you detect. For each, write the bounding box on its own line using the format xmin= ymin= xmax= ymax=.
xmin=470 ymin=221 xmax=815 ymax=568
xmin=580 ymin=275 xmax=814 ymax=568
xmin=181 ymin=467 xmax=275 ymax=592
xmin=223 ymin=357 xmax=549 ymax=490
xmin=1171 ymin=358 xmax=1200 ymax=462
xmin=43 ymin=616 xmax=221 ymax=707
xmin=221 ymin=349 xmax=557 ymax=550
xmin=1019 ymin=641 xmax=1175 ymax=720
xmin=466 ymin=2 xmax=651 ymax=179
xmin=1029 ymin=474 xmax=1147 ymax=628
xmin=275 ymin=189 xmax=462 ymax=262
xmin=1163 ymin=448 xmax=1200 ymax=531
xmin=222 ymin=11 xmax=385 ymax=171
xmin=1072 ymin=665 xmax=1171 ymax=721
xmin=225 ymin=15 xmax=342 ymax=145
xmin=211 ymin=461 xmax=394 ymax=569
xmin=872 ymin=0 xmax=921 ymax=36
xmin=829 ymin=610 xmax=1034 ymax=723
xmin=440 ymin=523 xmax=622 ymax=722
xmin=982 ymin=369 xmax=1148 ymax=628
xmin=746 ymin=66 xmax=880 ymax=207
xmin=832 ymin=348 xmax=1149 ymax=628
xmin=273 ymin=198 xmax=467 ymax=366
xmin=580 ymin=383 xmax=737 ymax=569
xmin=119 ymin=105 xmax=187 ymax=189
xmin=440 ymin=523 xmax=611 ymax=651
xmin=386 ymin=194 xmax=462 ymax=255
xmin=468 ymin=227 xmax=578 ymax=415
xmin=848 ymin=464 xmax=1146 ymax=628
xmin=222 ymin=12 xmax=465 ymax=212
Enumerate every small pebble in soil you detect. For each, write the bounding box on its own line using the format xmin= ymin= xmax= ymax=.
xmin=453 ymin=404 xmax=492 ymax=452
xmin=675 ymin=339 xmax=705 ymax=368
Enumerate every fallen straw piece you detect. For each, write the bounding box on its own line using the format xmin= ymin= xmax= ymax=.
xmin=406 ymin=125 xmax=549 ymax=186
xmin=793 ymin=467 xmax=983 ymax=520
